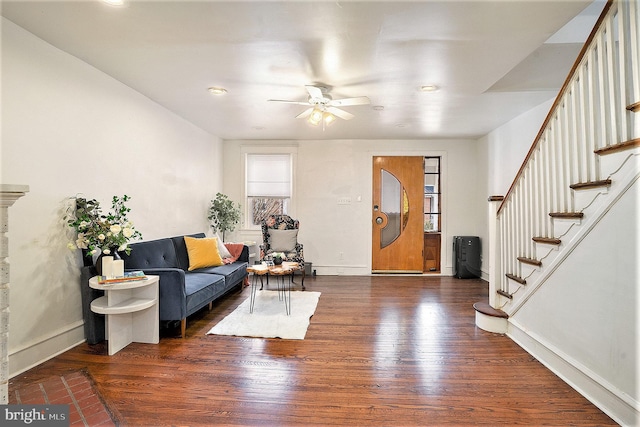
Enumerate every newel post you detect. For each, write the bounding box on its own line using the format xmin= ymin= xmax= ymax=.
xmin=488 ymin=196 xmax=504 ymax=308
xmin=0 ymin=184 xmax=29 ymax=404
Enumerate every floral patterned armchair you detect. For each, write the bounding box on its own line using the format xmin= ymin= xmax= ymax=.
xmin=259 ymin=214 xmax=304 ymax=264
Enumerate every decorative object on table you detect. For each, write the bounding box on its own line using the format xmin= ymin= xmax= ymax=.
xmin=272 ymin=252 xmax=285 ymax=265
xmin=207 ymin=291 xmax=321 ymax=340
xmin=66 ymin=195 xmax=143 ymax=276
xmin=207 ymin=192 xmax=241 ymax=241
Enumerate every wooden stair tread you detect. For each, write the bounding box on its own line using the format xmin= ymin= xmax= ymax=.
xmin=517 ymin=257 xmax=542 ymax=266
xmin=570 ymin=179 xmax=612 ymax=190
xmin=473 ymin=302 xmax=509 ymax=319
xmin=505 ymin=273 xmax=526 ymax=285
xmin=497 ymin=290 xmax=513 ymax=299
xmin=594 ymin=138 xmax=640 ymax=155
xmin=533 ymin=237 xmax=561 ymax=245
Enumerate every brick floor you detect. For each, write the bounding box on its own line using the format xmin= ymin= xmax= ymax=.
xmin=9 ymin=371 xmax=117 ymax=427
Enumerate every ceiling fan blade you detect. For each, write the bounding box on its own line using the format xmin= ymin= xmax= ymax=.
xmin=305 ymin=85 xmax=324 ymax=100
xmin=268 ymin=99 xmax=311 ymax=106
xmin=327 ymin=107 xmax=354 ymax=120
xmin=329 ymin=96 xmax=371 ymax=107
xmin=295 ymin=107 xmax=314 ymax=119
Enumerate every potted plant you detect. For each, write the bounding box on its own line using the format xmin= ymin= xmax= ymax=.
xmin=207 ymin=192 xmax=241 ymax=241
xmin=272 ymin=252 xmax=285 ymax=265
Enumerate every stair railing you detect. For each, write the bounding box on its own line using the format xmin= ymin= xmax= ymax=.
xmin=492 ymin=0 xmax=639 ymax=311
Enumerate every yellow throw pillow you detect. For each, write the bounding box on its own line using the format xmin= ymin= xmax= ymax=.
xmin=184 ymin=236 xmax=223 ymax=271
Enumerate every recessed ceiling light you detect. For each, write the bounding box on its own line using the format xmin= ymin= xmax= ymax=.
xmin=420 ymin=85 xmax=440 ymax=92
xmin=102 ymin=0 xmax=124 ymax=6
xmin=208 ymin=87 xmax=227 ymax=95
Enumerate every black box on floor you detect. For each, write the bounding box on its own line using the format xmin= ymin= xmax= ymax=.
xmin=453 ymin=236 xmax=481 ymax=279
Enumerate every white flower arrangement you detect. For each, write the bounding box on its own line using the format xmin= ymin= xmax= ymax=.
xmin=66 ymin=195 xmax=142 ymax=257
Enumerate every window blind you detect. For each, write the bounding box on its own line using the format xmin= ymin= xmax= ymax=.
xmin=246 ymin=154 xmax=291 ymax=197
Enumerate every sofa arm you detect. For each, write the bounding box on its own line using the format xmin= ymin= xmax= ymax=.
xmin=131 ymin=267 xmax=188 ymax=321
xmin=239 ymin=245 xmax=250 ymax=264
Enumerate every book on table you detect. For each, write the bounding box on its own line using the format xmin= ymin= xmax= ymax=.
xmin=98 ymin=270 xmax=147 ymax=284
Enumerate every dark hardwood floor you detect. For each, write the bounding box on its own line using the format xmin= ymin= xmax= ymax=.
xmin=10 ymin=276 xmax=615 ymax=426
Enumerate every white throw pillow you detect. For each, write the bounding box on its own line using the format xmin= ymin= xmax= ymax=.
xmin=215 ymin=232 xmax=233 ymax=258
xmin=268 ymin=229 xmax=298 ymax=252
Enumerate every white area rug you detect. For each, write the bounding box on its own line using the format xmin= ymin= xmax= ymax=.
xmin=207 ymin=291 xmax=321 ymax=340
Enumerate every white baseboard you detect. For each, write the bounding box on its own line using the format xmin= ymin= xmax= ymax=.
xmin=508 ymin=320 xmax=639 ymax=427
xmin=313 ymin=265 xmax=458 ymax=276
xmin=9 ymin=321 xmax=85 ymax=378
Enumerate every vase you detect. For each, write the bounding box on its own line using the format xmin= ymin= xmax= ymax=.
xmin=273 ymin=256 xmax=283 ymax=265
xmin=95 ymin=248 xmax=121 ymax=276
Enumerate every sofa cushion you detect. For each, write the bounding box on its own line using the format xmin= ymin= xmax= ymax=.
xmin=184 ymin=236 xmax=223 ymax=271
xmin=195 ymin=262 xmax=247 ymax=291
xmin=122 ymin=238 xmax=179 ymax=270
xmin=184 ymin=273 xmax=225 ymax=314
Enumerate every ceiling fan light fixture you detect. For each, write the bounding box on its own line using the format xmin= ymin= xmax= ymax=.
xmin=323 ymin=112 xmax=336 ymax=125
xmin=208 ymin=86 xmax=227 ymax=95
xmin=308 ymin=108 xmax=324 ymax=126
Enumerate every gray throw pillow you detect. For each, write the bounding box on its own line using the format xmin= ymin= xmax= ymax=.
xmin=268 ymin=229 xmax=298 ymax=252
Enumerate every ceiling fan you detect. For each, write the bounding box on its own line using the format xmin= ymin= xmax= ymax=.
xmin=268 ymin=85 xmax=370 ymax=127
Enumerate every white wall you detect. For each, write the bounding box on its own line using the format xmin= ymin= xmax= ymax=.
xmin=482 ymin=99 xmax=554 ymax=197
xmin=223 ymin=139 xmax=481 ymax=276
xmin=476 ymin=99 xmax=554 ymax=277
xmin=1 ymin=18 xmax=222 ymax=375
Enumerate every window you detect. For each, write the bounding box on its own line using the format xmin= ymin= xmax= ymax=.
xmin=245 ymin=153 xmax=292 ymax=228
xmin=424 ymin=157 xmax=441 ymax=231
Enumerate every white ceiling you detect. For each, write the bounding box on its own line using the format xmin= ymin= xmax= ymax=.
xmin=1 ymin=0 xmax=605 ymax=140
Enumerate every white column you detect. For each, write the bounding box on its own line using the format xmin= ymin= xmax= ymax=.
xmin=0 ymin=184 xmax=29 ymax=404
xmin=488 ymin=196 xmax=503 ymax=308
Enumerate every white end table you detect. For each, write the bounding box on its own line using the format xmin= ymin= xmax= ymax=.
xmin=89 ymin=275 xmax=159 ymax=355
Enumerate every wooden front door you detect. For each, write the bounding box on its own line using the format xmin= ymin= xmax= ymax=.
xmin=372 ymin=156 xmax=424 ymax=273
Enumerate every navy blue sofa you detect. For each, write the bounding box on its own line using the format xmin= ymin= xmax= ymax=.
xmin=120 ymin=233 xmax=248 ymax=338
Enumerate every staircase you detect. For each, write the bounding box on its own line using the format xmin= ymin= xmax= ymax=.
xmin=497 ymin=139 xmax=638 ymax=314
xmin=476 ymin=1 xmax=639 ymax=425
